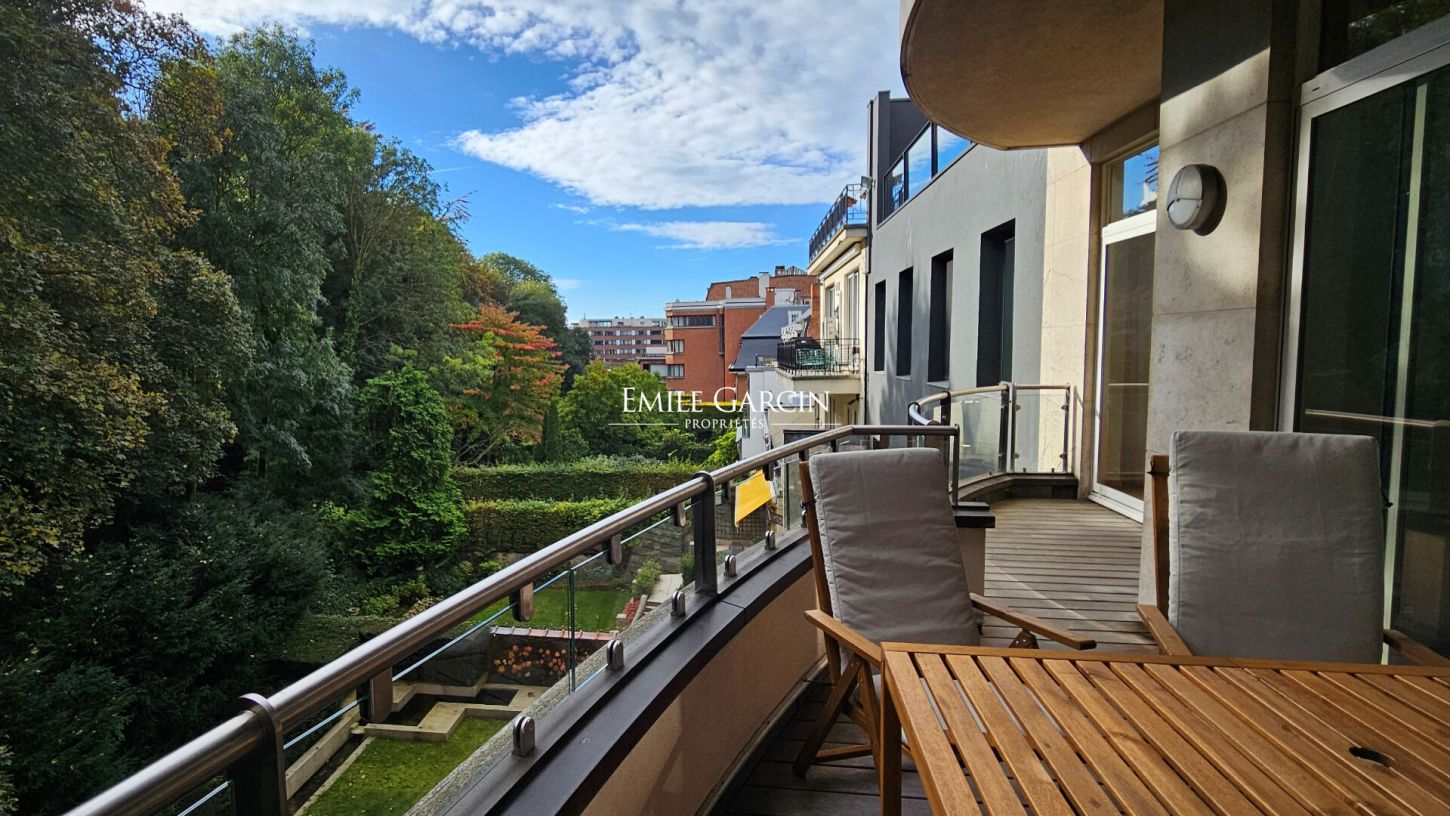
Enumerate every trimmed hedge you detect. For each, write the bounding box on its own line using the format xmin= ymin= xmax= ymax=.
xmin=465 ymin=497 xmax=635 ymax=557
xmin=454 ymin=459 xmax=697 ymax=502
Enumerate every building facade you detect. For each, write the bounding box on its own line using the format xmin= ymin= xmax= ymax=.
xmin=863 ymin=91 xmax=1050 ymax=427
xmin=576 ymin=316 xmax=666 ymax=367
xmin=900 ymin=0 xmax=1450 ymax=651
xmin=662 ymin=266 xmax=817 ymax=400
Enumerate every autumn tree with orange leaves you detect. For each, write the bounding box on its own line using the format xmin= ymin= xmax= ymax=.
xmin=433 ymin=303 xmax=564 ymax=464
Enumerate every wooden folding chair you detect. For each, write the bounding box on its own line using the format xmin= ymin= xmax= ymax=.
xmin=791 ymin=448 xmax=1095 ymax=777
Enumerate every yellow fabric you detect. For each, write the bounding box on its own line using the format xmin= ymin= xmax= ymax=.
xmin=733 ymin=469 xmax=774 ymax=526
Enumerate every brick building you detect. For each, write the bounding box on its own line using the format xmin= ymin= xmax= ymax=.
xmin=576 ymin=316 xmax=666 ymax=366
xmin=663 ymin=266 xmax=818 ymax=400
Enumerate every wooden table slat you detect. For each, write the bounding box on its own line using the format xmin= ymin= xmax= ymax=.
xmin=1045 ymin=660 xmax=1254 ymax=816
xmin=1394 ymin=675 xmax=1450 ymax=712
xmin=878 ymin=645 xmax=1450 ymax=816
xmin=1315 ymin=671 xmax=1450 ymax=745
xmin=914 ymin=654 xmax=1027 ymax=816
xmin=1228 ymin=668 xmax=1450 ymax=804
xmin=1261 ymin=669 xmax=1450 ymax=813
xmin=1007 ymin=658 xmax=1181 ymax=816
xmin=1105 ymin=663 xmax=1316 ymax=815
xmin=883 ymin=651 xmax=981 ymax=816
xmin=942 ymin=654 xmax=1075 ymax=816
xmin=1171 ymin=663 xmax=1409 ymax=816
xmin=972 ymin=656 xmax=1122 ymax=816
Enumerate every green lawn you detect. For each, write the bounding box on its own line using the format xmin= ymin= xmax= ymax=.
xmin=469 ymin=587 xmax=631 ymax=632
xmin=302 ymin=718 xmax=505 ymax=816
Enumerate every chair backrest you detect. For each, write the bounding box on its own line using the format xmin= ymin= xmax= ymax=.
xmin=803 ymin=448 xmax=979 ymax=647
xmin=1158 ymin=430 xmax=1385 ymax=663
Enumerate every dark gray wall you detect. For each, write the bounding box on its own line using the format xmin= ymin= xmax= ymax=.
xmin=863 ymin=102 xmax=1048 ymax=423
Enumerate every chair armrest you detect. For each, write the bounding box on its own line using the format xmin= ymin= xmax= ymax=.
xmin=1136 ymin=604 xmax=1193 ymax=655
xmin=972 ymin=594 xmax=1096 ymax=650
xmin=805 ymin=609 xmax=882 ymax=668
xmin=1384 ymin=628 xmax=1450 ymax=666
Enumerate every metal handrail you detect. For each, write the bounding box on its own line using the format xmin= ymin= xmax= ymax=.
xmin=807 ymin=184 xmax=868 ymax=261
xmin=65 ymin=423 xmax=959 ymax=816
xmin=907 ymin=383 xmax=1010 ymax=426
xmin=908 ymin=383 xmax=1075 ymax=478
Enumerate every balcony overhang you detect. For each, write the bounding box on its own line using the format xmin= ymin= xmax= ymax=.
xmin=899 ymin=0 xmax=1163 ymax=149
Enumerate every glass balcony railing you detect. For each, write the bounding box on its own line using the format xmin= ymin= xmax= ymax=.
xmin=909 ymin=383 xmax=1074 ymax=486
xmin=65 ymin=423 xmax=961 ymax=816
xmin=807 ymin=184 xmax=868 ymax=261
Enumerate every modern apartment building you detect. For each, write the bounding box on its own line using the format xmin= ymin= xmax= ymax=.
xmin=863 ymin=92 xmax=1050 ymax=427
xmin=899 ymin=0 xmax=1450 ymax=646
xmin=662 ymin=266 xmax=817 ymax=399
xmin=575 ymin=316 xmax=666 ymax=366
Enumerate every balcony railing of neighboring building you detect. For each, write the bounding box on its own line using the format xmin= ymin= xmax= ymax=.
xmin=909 ymin=383 xmax=1074 ymax=486
xmin=63 ymin=422 xmax=962 ymax=816
xmin=807 ymin=184 xmax=868 ymax=262
xmin=775 ymin=337 xmax=860 ymax=376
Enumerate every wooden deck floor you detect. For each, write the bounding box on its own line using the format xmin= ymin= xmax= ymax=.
xmin=980 ymin=499 xmax=1154 ymax=653
xmin=713 ymin=498 xmax=1151 ymax=816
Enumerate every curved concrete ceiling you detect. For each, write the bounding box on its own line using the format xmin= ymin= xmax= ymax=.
xmin=900 ymin=0 xmax=1163 ymax=149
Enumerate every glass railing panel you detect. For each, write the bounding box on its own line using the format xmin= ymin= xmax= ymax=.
xmin=168 ymin=781 xmax=231 ymax=816
xmin=1011 ymin=388 xmax=1071 ymax=473
xmin=954 ymin=390 xmax=1008 ymax=482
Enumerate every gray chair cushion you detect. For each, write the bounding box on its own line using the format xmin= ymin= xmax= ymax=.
xmin=808 ymin=448 xmax=980 ymax=647
xmin=1169 ymin=430 xmax=1385 ymax=663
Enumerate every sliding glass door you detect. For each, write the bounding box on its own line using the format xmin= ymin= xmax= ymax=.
xmin=1092 ymin=144 xmax=1158 ymax=515
xmin=1290 ymin=50 xmax=1450 ymax=652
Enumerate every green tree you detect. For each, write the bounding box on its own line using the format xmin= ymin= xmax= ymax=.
xmin=0 ymin=487 xmax=326 ymax=813
xmin=560 ymin=362 xmax=671 ymax=457
xmin=158 ymin=27 xmax=358 ymax=495
xmin=0 ymin=0 xmax=247 ymax=590
xmin=328 ymin=137 xmax=472 ymax=382
xmin=330 ymin=367 xmax=465 ymax=575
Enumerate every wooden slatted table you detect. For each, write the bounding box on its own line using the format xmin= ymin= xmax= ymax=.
xmin=879 ymin=643 xmax=1450 ymax=816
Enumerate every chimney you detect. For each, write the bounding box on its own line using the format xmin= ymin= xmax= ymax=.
xmin=758 ymin=272 xmax=769 ymax=298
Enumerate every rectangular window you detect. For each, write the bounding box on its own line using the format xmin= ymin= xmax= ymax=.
xmin=978 ymin=221 xmax=1015 ymax=386
xmin=1105 ymin=143 xmax=1160 ymax=222
xmin=668 ymin=339 xmax=684 ymax=353
xmin=872 ymin=280 xmax=887 ymax=371
xmin=935 ymin=125 xmax=973 ymax=170
xmin=928 ymin=252 xmax=952 ymax=382
xmin=669 ymin=315 xmax=715 ymax=328
xmin=895 ymin=269 xmax=913 ymax=376
xmin=906 ymin=128 xmax=931 ymax=196
xmin=666 ymin=364 xmax=685 ymax=378
xmin=845 ymin=272 xmax=860 ymax=344
xmin=886 ymin=156 xmax=907 ymax=216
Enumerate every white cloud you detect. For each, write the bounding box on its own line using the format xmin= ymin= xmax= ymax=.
xmin=145 ymin=1 xmax=902 ymax=209
xmin=554 ymin=277 xmax=583 ymax=290
xmin=552 ymin=203 xmax=591 ymax=214
xmin=612 ymin=221 xmax=788 ymax=250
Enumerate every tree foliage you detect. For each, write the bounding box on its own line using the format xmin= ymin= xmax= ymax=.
xmin=328 ymin=367 xmax=465 ymax=575
xmin=0 ymin=4 xmax=593 ymax=811
xmin=437 ymin=305 xmax=563 ymax=463
xmin=0 ymin=0 xmax=248 ymax=592
xmin=157 ymin=26 xmax=357 ymax=494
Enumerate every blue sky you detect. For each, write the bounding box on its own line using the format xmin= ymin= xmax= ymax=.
xmin=153 ymin=1 xmax=904 ymax=320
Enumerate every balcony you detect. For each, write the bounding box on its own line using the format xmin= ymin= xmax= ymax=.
xmin=775 ymin=337 xmax=860 ymax=377
xmin=807 ymin=184 xmax=868 ymax=263
xmin=67 ymin=402 xmax=1145 ymax=816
